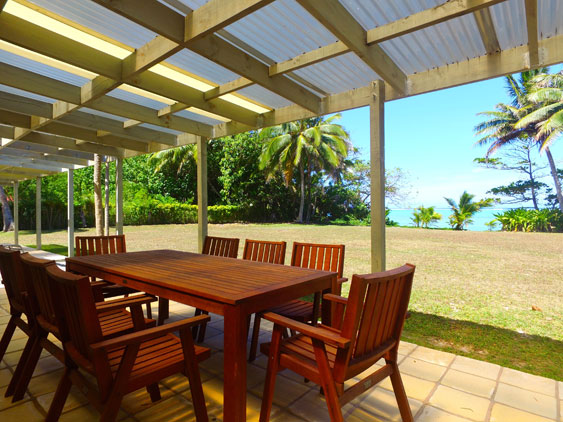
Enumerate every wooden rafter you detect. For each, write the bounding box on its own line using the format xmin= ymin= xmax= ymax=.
xmin=91 ymin=0 xmax=322 ymax=114
xmin=473 ymin=8 xmax=501 ymax=54
xmin=295 ymin=0 xmax=407 ymax=93
xmin=525 ymin=0 xmax=539 ymax=68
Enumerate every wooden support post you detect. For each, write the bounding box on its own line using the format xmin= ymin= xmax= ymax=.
xmin=116 ymin=158 xmax=124 ymax=235
xmin=67 ymin=169 xmax=74 ymax=257
xmin=370 ymin=80 xmax=386 ymax=272
xmin=13 ymin=181 xmax=18 ymax=245
xmin=36 ymin=176 xmax=41 ymax=249
xmin=197 ymin=136 xmax=208 ymax=253
xmin=104 ymin=159 xmax=110 ymax=236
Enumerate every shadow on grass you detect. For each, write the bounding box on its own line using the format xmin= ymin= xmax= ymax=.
xmin=402 ymin=311 xmax=562 ymax=381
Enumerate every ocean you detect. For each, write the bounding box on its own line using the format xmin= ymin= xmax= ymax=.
xmin=388 ymin=208 xmax=507 ymax=231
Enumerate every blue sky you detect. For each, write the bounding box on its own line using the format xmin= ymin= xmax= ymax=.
xmin=337 ymin=69 xmax=563 ymax=209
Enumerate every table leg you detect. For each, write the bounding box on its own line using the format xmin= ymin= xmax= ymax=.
xmin=223 ymin=306 xmax=247 ymax=422
xmin=158 ymin=298 xmax=169 ymax=326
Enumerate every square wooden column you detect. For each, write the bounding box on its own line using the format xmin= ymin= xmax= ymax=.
xmin=13 ymin=181 xmax=18 ymax=245
xmin=36 ymin=176 xmax=41 ymax=249
xmin=67 ymin=169 xmax=74 ymax=257
xmin=197 ymin=136 xmax=208 ymax=253
xmin=116 ymin=158 xmax=124 ymax=235
xmin=370 ymin=80 xmax=386 ymax=272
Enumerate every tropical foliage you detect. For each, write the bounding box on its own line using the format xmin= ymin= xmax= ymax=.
xmin=411 ymin=206 xmax=442 ymax=228
xmin=444 ymin=191 xmax=495 ymax=230
xmin=493 ymin=208 xmax=563 ymax=232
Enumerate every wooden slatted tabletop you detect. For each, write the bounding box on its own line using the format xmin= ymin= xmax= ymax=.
xmin=66 ymin=249 xmax=336 ymax=422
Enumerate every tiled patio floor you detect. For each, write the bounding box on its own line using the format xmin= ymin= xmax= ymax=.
xmin=1 ymin=291 xmax=561 ymax=421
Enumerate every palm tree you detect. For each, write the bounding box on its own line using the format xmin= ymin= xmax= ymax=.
xmin=93 ymin=154 xmax=103 ymax=235
xmin=475 ymin=70 xmax=563 ymax=211
xmin=258 ymin=115 xmax=350 ymax=223
xmin=514 ymin=72 xmax=563 ymax=210
xmin=148 ymin=144 xmax=197 ymax=174
xmin=412 ymin=206 xmax=442 ymax=229
xmin=445 ymin=191 xmax=494 ymax=230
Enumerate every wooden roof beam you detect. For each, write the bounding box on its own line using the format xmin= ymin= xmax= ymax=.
xmin=91 ymin=0 xmax=322 ymax=114
xmin=19 ymin=131 xmax=123 ymax=158
xmin=473 ymin=8 xmax=501 ymax=54
xmin=185 ymin=0 xmax=274 ymax=42
xmin=0 ymin=146 xmax=91 ymax=167
xmin=203 ymin=77 xmax=253 ymax=101
xmin=296 ymin=0 xmax=407 ymax=93
xmin=0 ymin=63 xmax=213 ymax=137
xmin=525 ymin=0 xmax=539 ymax=68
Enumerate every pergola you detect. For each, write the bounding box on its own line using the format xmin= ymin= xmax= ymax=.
xmin=0 ymin=0 xmax=561 ymax=268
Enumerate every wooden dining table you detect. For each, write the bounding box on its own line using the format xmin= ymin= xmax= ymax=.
xmin=66 ymin=249 xmax=336 ymax=422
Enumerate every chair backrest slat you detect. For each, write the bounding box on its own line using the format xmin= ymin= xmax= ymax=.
xmin=75 ymin=235 xmax=126 ymax=256
xmin=343 ymin=265 xmax=415 ymax=363
xmin=291 ymin=242 xmax=345 ymax=278
xmin=202 ymin=236 xmax=239 ymax=258
xmin=0 ymin=246 xmax=27 ymax=314
xmin=242 ymin=239 xmax=286 ymax=264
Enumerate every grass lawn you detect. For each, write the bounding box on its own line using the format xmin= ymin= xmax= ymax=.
xmin=2 ymin=224 xmax=562 ymax=380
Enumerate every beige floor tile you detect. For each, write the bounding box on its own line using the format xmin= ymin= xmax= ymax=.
xmin=378 ymin=372 xmax=435 ymax=401
xmin=409 ymin=346 xmax=455 ymax=366
xmin=32 ymin=355 xmax=64 ymax=378
xmin=347 ymin=406 xmax=387 ymax=422
xmin=450 ymin=355 xmax=501 ymax=380
xmin=251 ymin=372 xmax=311 ymax=407
xmin=2 ymin=350 xmax=24 ymax=367
xmin=289 ymin=388 xmax=363 ymax=421
xmin=398 ymin=342 xmax=417 ymax=356
xmin=0 ymin=385 xmax=30 ymax=411
xmin=416 ymin=405 xmax=475 ymax=422
xmin=490 ymin=403 xmax=556 ymax=422
xmin=120 ymin=384 xmax=176 ymax=414
xmin=271 ymin=410 xmax=308 ymax=421
xmin=27 ymin=368 xmax=65 ymax=397
xmin=199 ymin=351 xmax=224 ymax=376
xmin=0 ymin=367 xmax=12 ymax=388
xmin=441 ymin=368 xmax=496 ymax=398
xmin=132 ymin=395 xmax=201 ymax=422
xmin=494 ymin=382 xmax=557 ymax=419
xmin=0 ymin=399 xmax=44 ymax=422
xmin=500 ymin=367 xmax=557 ymax=396
xmin=429 ymin=385 xmax=490 ymax=421
xmin=5 ymin=337 xmax=27 ymax=354
xmin=160 ymin=369 xmax=215 ymax=393
xmin=204 ymin=333 xmax=225 ymax=351
xmin=58 ymin=404 xmax=129 ymax=421
xmin=35 ymin=385 xmax=88 ymax=415
xmin=359 ymin=387 xmax=423 ymax=421
xmin=399 ymin=356 xmax=447 ymax=382
xmin=214 ymin=392 xmax=276 ymax=422
xmin=558 ymin=381 xmax=562 ymax=399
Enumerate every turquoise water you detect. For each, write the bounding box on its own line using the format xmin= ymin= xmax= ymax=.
xmin=388 ymin=208 xmax=506 ymax=231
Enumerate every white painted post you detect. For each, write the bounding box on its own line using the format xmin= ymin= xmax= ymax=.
xmin=370 ymin=81 xmax=386 ymax=272
xmin=36 ymin=176 xmax=41 ymax=249
xmin=197 ymin=136 xmax=208 ymax=253
xmin=67 ymin=169 xmax=74 ymax=257
xmin=116 ymin=158 xmax=123 ymax=235
xmin=104 ymin=159 xmax=110 ymax=236
xmin=13 ymin=181 xmax=18 ymax=245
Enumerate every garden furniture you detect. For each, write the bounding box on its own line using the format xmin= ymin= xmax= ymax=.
xmin=260 ymin=264 xmax=416 ymax=422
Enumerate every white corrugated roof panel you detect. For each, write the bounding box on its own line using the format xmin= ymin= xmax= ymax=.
xmin=166 ymin=50 xmax=239 ymax=85
xmin=489 ymin=0 xmax=527 ymax=51
xmin=80 ymin=108 xmax=127 ymax=122
xmin=237 ymin=86 xmax=293 ymax=109
xmin=538 ymin=0 xmax=561 ymax=40
xmin=174 ymin=109 xmax=225 ymax=126
xmin=138 ymin=123 xmax=183 ymax=135
xmin=107 ymin=89 xmax=168 ymax=110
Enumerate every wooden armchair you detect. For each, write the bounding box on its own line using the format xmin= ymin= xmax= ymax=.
xmin=44 ymin=264 xmax=211 ymax=422
xmin=260 ymin=264 xmax=416 ymax=422
xmin=248 ymin=242 xmax=346 ymax=361
xmin=242 ymin=240 xmax=287 ymax=360
xmin=75 ymin=235 xmax=153 ymax=318
xmin=192 ymin=235 xmax=240 ymax=341
xmin=5 ymin=253 xmax=156 ymax=403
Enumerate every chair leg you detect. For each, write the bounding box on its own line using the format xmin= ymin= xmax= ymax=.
xmin=5 ymin=334 xmax=41 ymax=400
xmin=312 ymin=338 xmax=343 ymax=422
xmin=158 ymin=298 xmax=169 ymax=326
xmin=259 ymin=325 xmax=283 ymax=422
xmin=0 ymin=316 xmax=17 ymax=361
xmin=146 ymin=383 xmax=161 ymax=402
xmin=145 ymin=302 xmax=152 ymax=319
xmin=248 ymin=313 xmax=262 ymax=362
xmin=179 ymin=327 xmax=208 ymax=422
xmin=46 ymin=367 xmax=72 ymax=422
xmin=196 ymin=310 xmax=209 ymax=343
xmin=388 ymin=361 xmax=413 ymax=422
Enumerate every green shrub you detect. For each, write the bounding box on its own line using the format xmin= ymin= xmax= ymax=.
xmin=493 ymin=208 xmax=563 ymax=232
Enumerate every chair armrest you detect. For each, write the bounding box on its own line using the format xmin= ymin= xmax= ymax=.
xmin=323 ymin=293 xmax=348 ymax=306
xmin=95 ymin=294 xmax=157 ymax=314
xmin=91 ymin=315 xmax=210 ymax=351
xmin=90 ymin=280 xmax=112 ymax=288
xmin=262 ymin=312 xmax=350 ymax=349
xmin=337 ymin=277 xmax=348 ymax=284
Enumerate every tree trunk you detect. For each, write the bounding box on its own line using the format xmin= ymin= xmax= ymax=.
xmin=104 ymin=159 xmax=110 ymax=236
xmin=0 ymin=186 xmax=14 ymax=232
xmin=297 ymin=161 xmax=305 ymax=223
xmin=527 ymin=148 xmax=539 ymax=210
xmin=94 ymin=154 xmax=103 ymax=235
xmin=545 ymin=147 xmax=563 ymax=212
